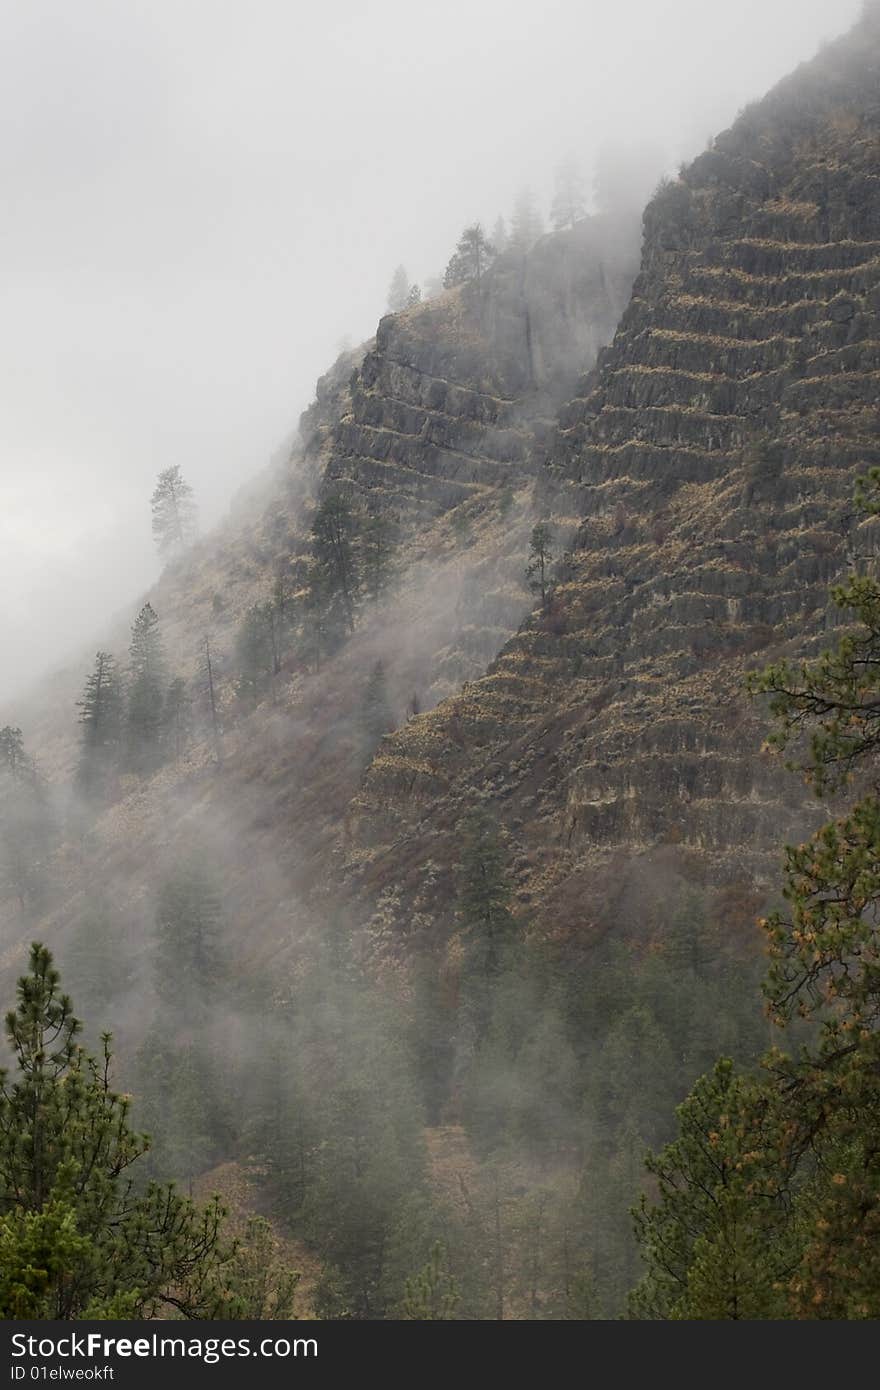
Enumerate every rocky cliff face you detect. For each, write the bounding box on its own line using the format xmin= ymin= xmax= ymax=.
xmin=7 ymin=12 xmax=879 ymax=992
xmin=348 ymin=9 xmax=880 ymax=939
xmin=320 ymin=214 xmax=637 ymax=530
xmin=0 ymin=203 xmax=638 ymax=991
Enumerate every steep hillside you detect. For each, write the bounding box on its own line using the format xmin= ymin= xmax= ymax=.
xmin=5 ymin=8 xmax=880 ymax=1324
xmin=321 ymin=214 xmax=636 ymax=527
xmin=349 ymin=7 xmax=880 ymax=939
xmin=0 ymin=207 xmax=638 ymax=990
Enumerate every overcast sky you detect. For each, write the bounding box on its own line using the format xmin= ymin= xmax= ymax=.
xmin=0 ymin=0 xmax=861 ymax=705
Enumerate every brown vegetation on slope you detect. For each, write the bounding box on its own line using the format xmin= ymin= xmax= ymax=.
xmin=347 ymin=8 xmax=880 ymax=945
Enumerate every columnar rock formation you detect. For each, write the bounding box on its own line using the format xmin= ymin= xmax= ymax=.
xmin=5 ymin=11 xmax=879 ymax=982
xmin=0 ymin=198 xmax=639 ymax=986
xmin=317 ymin=215 xmax=638 ymax=531
xmin=348 ymin=9 xmax=880 ymax=936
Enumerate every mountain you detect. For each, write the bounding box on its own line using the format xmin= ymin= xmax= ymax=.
xmin=2 ymin=4 xmax=880 ymax=1321
xmin=349 ymin=6 xmax=880 ymax=944
xmin=0 ymin=190 xmax=639 ymax=993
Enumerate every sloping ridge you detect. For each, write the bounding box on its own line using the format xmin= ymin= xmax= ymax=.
xmin=318 ymin=214 xmax=637 ymax=530
xmin=0 ymin=205 xmax=638 ymax=996
xmin=348 ymin=8 xmax=880 ymax=935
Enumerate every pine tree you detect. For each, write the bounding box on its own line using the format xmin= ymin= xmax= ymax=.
xmin=456 ymin=811 xmax=516 ymax=1042
xmin=0 ymin=1201 xmax=93 ymax=1318
xmin=131 ymin=1033 xmax=229 ymax=1185
xmin=491 ymin=216 xmax=508 ymax=254
xmin=151 ymin=465 xmax=197 ymax=560
xmin=245 ymin=1020 xmax=311 ymax=1216
xmin=630 ymin=1061 xmax=792 ymax=1319
xmin=307 ymin=1071 xmax=425 ymax=1318
xmin=301 ymin=569 xmax=337 ymax=673
xmin=218 ymin=1216 xmax=301 ymax=1319
xmin=166 ymin=1045 xmax=221 ymax=1190
xmin=634 ymin=482 xmax=880 ymax=1319
xmin=63 ymin=901 xmax=132 ymax=1035
xmin=526 ymin=522 xmax=554 ymax=611
xmin=551 ymin=157 xmax=587 ymax=230
xmin=401 ymin=1242 xmax=460 ymax=1319
xmin=164 ymin=675 xmax=190 ymax=761
xmin=310 ymin=491 xmax=360 ymax=634
xmin=202 ymin=637 xmax=221 ymax=760
xmin=0 ymin=737 xmax=53 ymax=915
xmin=757 ymin=798 xmax=880 ymax=1317
xmin=154 ymin=863 xmax=222 ymax=1016
xmin=126 ymin=603 xmax=167 ymax=772
xmin=299 ymin=970 xmax=428 ymax=1320
xmin=76 ymin=652 xmax=122 ymax=797
xmin=509 ymin=188 xmax=544 ymax=252
xmin=406 ymin=283 xmax=422 ymax=308
xmin=234 ymin=603 xmax=275 ymax=702
xmin=408 ymin=949 xmax=454 ymax=1126
xmin=362 ymin=510 xmax=398 ymax=602
xmin=444 ymin=225 xmax=495 ymax=290
xmin=387 ymin=264 xmax=411 ymax=312
xmin=0 ymin=944 xmax=230 ymax=1318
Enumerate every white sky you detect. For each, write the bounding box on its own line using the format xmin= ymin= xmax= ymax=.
xmin=0 ymin=0 xmax=861 ymax=703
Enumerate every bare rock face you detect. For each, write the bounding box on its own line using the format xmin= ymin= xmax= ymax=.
xmin=347 ymin=10 xmax=880 ymax=935
xmin=319 ymin=218 xmax=638 ymax=530
xmin=0 ymin=185 xmax=642 ymax=993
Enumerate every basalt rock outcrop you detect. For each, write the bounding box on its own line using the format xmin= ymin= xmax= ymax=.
xmin=0 ymin=196 xmax=640 ymax=988
xmin=347 ymin=9 xmax=880 ymax=937
xmin=318 ymin=214 xmax=638 ymax=531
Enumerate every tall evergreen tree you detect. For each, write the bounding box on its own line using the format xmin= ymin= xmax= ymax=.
xmin=362 ymin=510 xmax=398 ymax=602
xmin=509 ymin=188 xmax=544 ymax=252
xmin=202 ymin=636 xmax=222 ymax=761
xmin=164 ymin=675 xmax=190 ymax=761
xmin=635 ymin=482 xmax=880 ymax=1319
xmin=126 ymin=603 xmax=167 ymax=772
xmin=76 ymin=652 xmax=122 ymax=797
xmin=630 ymin=1061 xmax=793 ymax=1319
xmin=154 ymin=862 xmax=223 ymax=1015
xmin=234 ymin=603 xmax=276 ymax=702
xmin=219 ymin=1216 xmax=300 ymax=1319
xmin=305 ymin=1064 xmax=426 ymax=1318
xmin=526 ymin=522 xmax=554 ymax=611
xmin=131 ymin=1031 xmax=231 ymax=1188
xmin=63 ymin=900 xmax=132 ymax=1036
xmin=456 ymin=811 xmax=516 ymax=1042
xmin=300 ymin=568 xmax=337 ymax=673
xmin=0 ymin=944 xmax=230 ymax=1318
xmin=151 ymin=465 xmax=197 ymax=560
xmin=387 ymin=264 xmax=411 ymax=312
xmin=491 ymin=216 xmax=508 ymax=254
xmin=244 ymin=1019 xmax=312 ymax=1217
xmin=310 ymin=491 xmax=360 ymax=634
xmin=0 ymin=735 xmax=53 ymax=915
xmin=444 ymin=225 xmax=495 ymax=290
xmin=401 ymin=1242 xmax=460 ymax=1319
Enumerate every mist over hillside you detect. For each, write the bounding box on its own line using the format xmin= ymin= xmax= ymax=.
xmin=2 ymin=0 xmax=880 ymax=1327
xmin=0 ymin=0 xmax=860 ymax=704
